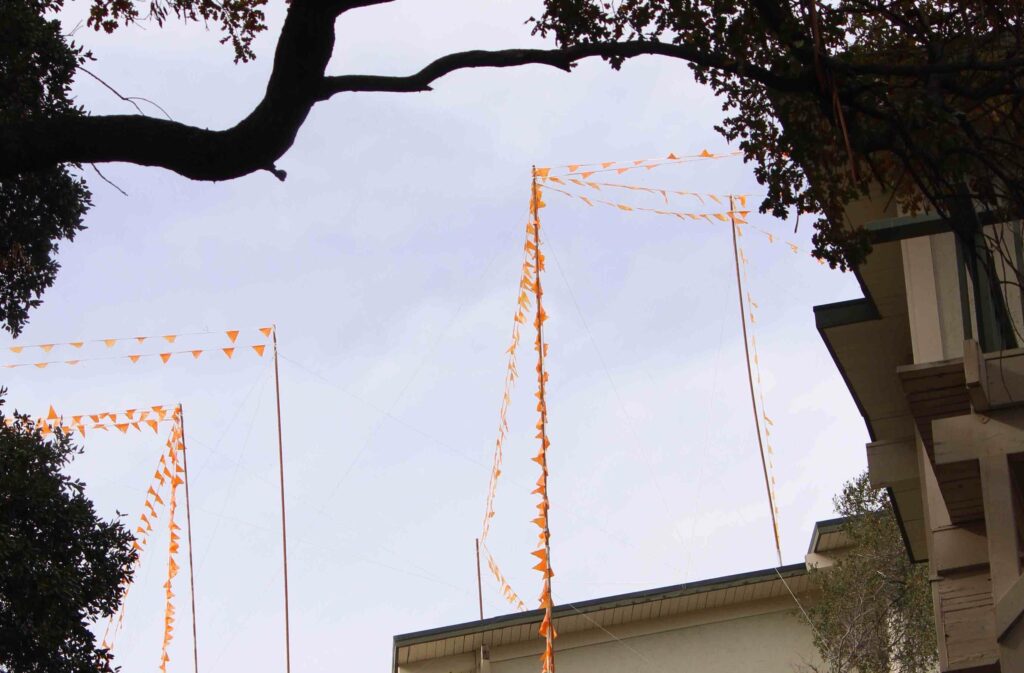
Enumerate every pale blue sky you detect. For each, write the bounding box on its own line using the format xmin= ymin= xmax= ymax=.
xmin=7 ymin=1 xmax=868 ymax=671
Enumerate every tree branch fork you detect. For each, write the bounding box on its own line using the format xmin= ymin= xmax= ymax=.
xmin=0 ymin=0 xmax=1005 ymax=183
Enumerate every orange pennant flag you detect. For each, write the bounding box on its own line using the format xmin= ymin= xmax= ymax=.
xmin=34 ymin=362 xmax=47 ymax=369
xmin=251 ymin=344 xmax=265 ymax=357
xmin=160 ymin=353 xmax=172 ymax=363
xmin=191 ymin=350 xmax=202 ymax=359
xmin=40 ymin=344 xmax=54 ymax=352
xmin=70 ymin=342 xmax=83 ymax=349
xmin=115 ymin=423 xmax=129 ymax=433
xmin=65 ymin=360 xmax=80 ymax=366
xmin=103 ymin=339 xmax=116 ymax=348
xmin=163 ymin=335 xmax=176 ymax=343
xmin=129 ymin=354 xmax=140 ymax=363
xmin=47 ymin=405 xmax=58 ymax=420
xmin=226 ymin=330 xmax=239 ymax=343
xmin=146 ymin=420 xmax=159 ymax=432
xmin=259 ymin=326 xmax=273 ymax=337
xmin=9 ymin=346 xmax=22 ymax=353
xmin=222 ymin=347 xmax=235 ymax=359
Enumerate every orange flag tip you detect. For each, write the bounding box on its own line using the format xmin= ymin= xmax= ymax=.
xmin=699 ymin=149 xmax=714 ymax=158
xmin=259 ymin=326 xmax=273 ymax=337
xmin=251 ymin=344 xmax=266 ymax=357
xmin=160 ymin=353 xmax=172 ymax=363
xmin=226 ymin=329 xmax=239 ymax=343
xmin=190 ymin=349 xmax=202 ymax=360
xmin=129 ymin=354 xmax=140 ymax=363
xmin=103 ymin=338 xmax=116 ymax=348
xmin=222 ymin=347 xmax=235 ymax=359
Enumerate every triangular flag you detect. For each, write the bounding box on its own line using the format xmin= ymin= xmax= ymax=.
xmin=251 ymin=345 xmax=265 ymax=357
xmin=103 ymin=339 xmax=116 ymax=348
xmin=146 ymin=420 xmax=159 ymax=432
xmin=65 ymin=360 xmax=79 ymax=366
xmin=163 ymin=335 xmax=176 ymax=343
xmin=129 ymin=354 xmax=140 ymax=363
xmin=34 ymin=362 xmax=47 ymax=369
xmin=136 ymin=336 xmax=146 ymax=344
xmin=40 ymin=344 xmax=54 ymax=352
xmin=226 ymin=330 xmax=239 ymax=343
xmin=70 ymin=342 xmax=83 ymax=349
xmin=191 ymin=350 xmax=202 ymax=359
xmin=47 ymin=405 xmax=58 ymax=420
xmin=115 ymin=423 xmax=129 ymax=433
xmin=160 ymin=353 xmax=172 ymax=363
xmin=259 ymin=326 xmax=273 ymax=337
xmin=222 ymin=347 xmax=234 ymax=359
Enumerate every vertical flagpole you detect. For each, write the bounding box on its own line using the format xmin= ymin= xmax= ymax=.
xmin=272 ymin=326 xmax=292 ymax=673
xmin=177 ymin=404 xmax=200 ymax=673
xmin=475 ymin=539 xmax=484 ymax=620
xmin=532 ymin=169 xmax=555 ymax=673
xmin=729 ymin=197 xmax=783 ymax=567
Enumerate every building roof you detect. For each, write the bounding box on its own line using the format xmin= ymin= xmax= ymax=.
xmin=392 ymin=518 xmax=850 ymax=672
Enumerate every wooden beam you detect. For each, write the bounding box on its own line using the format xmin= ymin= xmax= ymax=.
xmin=934 ymin=409 xmax=1024 ymax=465
xmin=867 ymin=437 xmax=918 ymax=488
xmin=980 ymin=454 xmax=1021 ymax=600
xmin=996 ymin=572 xmax=1024 ymax=642
xmin=933 ymin=525 xmax=990 ymax=575
xmin=965 ymin=339 xmax=991 ymax=412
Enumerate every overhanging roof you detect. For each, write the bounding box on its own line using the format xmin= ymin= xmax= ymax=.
xmin=812 ymin=215 xmax=930 ymax=562
xmin=393 ymin=562 xmax=809 ymax=671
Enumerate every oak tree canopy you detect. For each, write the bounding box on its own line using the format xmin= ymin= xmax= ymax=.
xmin=2 ymin=0 xmax=1020 ymax=334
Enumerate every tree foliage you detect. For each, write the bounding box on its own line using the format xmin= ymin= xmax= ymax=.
xmin=2 ymin=0 xmax=1022 ymax=335
xmin=0 ymin=394 xmax=137 ymax=673
xmin=533 ymin=1 xmax=1024 ymax=274
xmin=0 ymin=0 xmax=91 ymax=337
xmin=804 ymin=473 xmax=936 ymax=673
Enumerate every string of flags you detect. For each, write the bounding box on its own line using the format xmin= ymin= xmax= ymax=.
xmin=536 ymin=159 xmax=818 ymax=261
xmin=2 ymin=326 xmax=272 ymax=353
xmin=540 ymin=149 xmax=742 ymax=179
xmin=528 ymin=171 xmax=557 ymax=673
xmin=9 ymin=404 xmax=179 ymax=437
xmin=474 ymin=155 xmax=796 ymax=661
xmin=478 ymin=168 xmax=558 ymax=672
xmin=0 ymin=327 xmax=273 ymax=369
xmin=65 ymin=403 xmax=187 ymax=673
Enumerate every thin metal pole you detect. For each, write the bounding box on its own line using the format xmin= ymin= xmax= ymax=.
xmin=177 ymin=404 xmax=200 ymax=673
xmin=272 ymin=326 xmax=292 ymax=673
xmin=475 ymin=539 xmax=484 ymax=621
xmin=532 ymin=170 xmax=555 ymax=673
xmin=729 ymin=198 xmax=783 ymax=567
